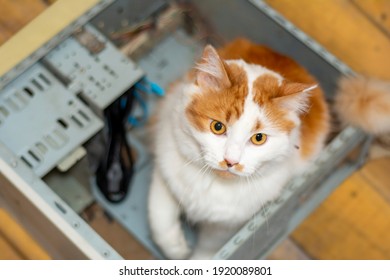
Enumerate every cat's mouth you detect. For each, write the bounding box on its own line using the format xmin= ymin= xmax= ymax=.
xmin=213 ymin=169 xmax=238 ymax=179
xmin=212 ymin=160 xmax=245 ymax=178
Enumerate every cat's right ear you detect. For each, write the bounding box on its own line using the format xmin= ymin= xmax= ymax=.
xmin=195 ymin=45 xmax=232 ymax=90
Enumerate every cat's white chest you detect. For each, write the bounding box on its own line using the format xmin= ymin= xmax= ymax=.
xmin=167 ymin=162 xmax=289 ymax=225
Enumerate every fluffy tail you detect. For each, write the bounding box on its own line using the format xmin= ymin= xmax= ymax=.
xmin=335 ymin=76 xmax=390 ymax=135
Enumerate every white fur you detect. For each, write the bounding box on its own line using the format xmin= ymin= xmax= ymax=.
xmin=148 ymin=60 xmax=318 ymax=259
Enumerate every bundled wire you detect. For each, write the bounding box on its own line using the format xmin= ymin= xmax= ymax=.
xmin=95 ymin=79 xmax=164 ymax=203
xmin=95 ymin=88 xmax=135 ymax=203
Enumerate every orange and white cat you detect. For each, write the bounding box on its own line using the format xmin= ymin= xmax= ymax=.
xmin=148 ymin=38 xmax=329 ymax=259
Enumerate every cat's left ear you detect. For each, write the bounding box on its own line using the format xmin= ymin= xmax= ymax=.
xmin=274 ymin=82 xmax=317 ymax=113
xmin=195 ymin=45 xmax=232 ymax=90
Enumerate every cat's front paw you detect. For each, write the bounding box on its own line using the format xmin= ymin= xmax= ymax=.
xmin=154 ymin=225 xmax=191 ymax=259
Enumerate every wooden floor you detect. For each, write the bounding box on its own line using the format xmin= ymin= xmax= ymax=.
xmin=0 ymin=0 xmax=390 ymax=259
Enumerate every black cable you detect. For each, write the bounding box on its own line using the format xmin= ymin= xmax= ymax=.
xmin=95 ymin=88 xmax=135 ymax=203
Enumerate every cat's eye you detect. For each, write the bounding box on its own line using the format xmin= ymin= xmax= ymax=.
xmin=251 ymin=133 xmax=267 ymax=145
xmin=210 ymin=120 xmax=226 ymax=135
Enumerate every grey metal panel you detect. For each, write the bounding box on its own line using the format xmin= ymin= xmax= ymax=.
xmin=0 ymin=63 xmax=103 ymax=177
xmin=44 ymin=24 xmax=144 ymax=110
xmin=138 ymin=29 xmax=203 ymax=89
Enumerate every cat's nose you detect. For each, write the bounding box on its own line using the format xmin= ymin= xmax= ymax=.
xmin=224 ymin=158 xmax=238 ymax=168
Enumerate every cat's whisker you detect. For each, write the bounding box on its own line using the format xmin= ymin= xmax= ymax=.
xmin=176 ymin=153 xmax=215 ymax=210
xmin=174 ymin=154 xmax=209 ymax=210
xmin=182 ymin=151 xmax=207 ymax=168
xmin=175 ymin=155 xmax=209 ymax=209
xmin=175 ymin=151 xmax=207 ymax=179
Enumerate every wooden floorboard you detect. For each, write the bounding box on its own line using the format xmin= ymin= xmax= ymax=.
xmin=352 ymin=0 xmax=390 ymax=36
xmin=0 ymin=0 xmax=46 ymax=46
xmin=0 ymin=233 xmax=23 ymax=260
xmin=0 ymin=209 xmax=50 ymax=260
xmin=267 ymin=0 xmax=390 ymax=79
xmin=292 ymin=169 xmax=390 ymax=259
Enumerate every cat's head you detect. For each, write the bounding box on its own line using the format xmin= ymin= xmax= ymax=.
xmin=183 ymin=45 xmax=316 ymax=178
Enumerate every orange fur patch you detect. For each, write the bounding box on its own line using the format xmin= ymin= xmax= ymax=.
xmin=219 ymin=160 xmax=228 ymax=169
xmin=252 ymin=120 xmax=263 ymax=132
xmin=234 ymin=163 xmax=244 ymax=172
xmin=186 ymin=63 xmax=248 ymax=131
xmin=252 ymin=74 xmax=295 ymax=133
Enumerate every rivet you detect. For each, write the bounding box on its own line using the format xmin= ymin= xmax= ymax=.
xmin=233 ymin=236 xmax=243 ymax=245
xmin=103 ymin=250 xmax=110 ymax=258
xmin=220 ymin=250 xmax=229 ymax=258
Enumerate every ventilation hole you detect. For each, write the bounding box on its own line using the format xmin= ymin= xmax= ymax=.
xmin=88 ymin=76 xmax=95 ymax=82
xmin=68 ymin=100 xmax=74 ymax=106
xmin=24 ymin=87 xmax=34 ymax=97
xmin=57 ymin=118 xmax=68 ymax=129
xmin=109 ymin=70 xmax=117 ymax=77
xmin=53 ymin=129 xmax=68 ymax=143
xmin=76 ymin=95 xmax=89 ymax=106
xmin=0 ymin=105 xmax=9 ymax=117
xmin=31 ymin=79 xmax=44 ymax=91
xmin=28 ymin=150 xmax=41 ymax=162
xmin=54 ymin=201 xmax=67 ymax=214
xmin=5 ymin=98 xmax=19 ymax=111
xmin=45 ymin=134 xmax=60 ymax=149
xmin=71 ymin=115 xmax=84 ymax=127
xmin=15 ymin=92 xmax=28 ymax=106
xmin=39 ymin=73 xmax=51 ymax=85
xmin=21 ymin=156 xmax=33 ymax=168
xmin=78 ymin=110 xmax=90 ymax=122
xmin=35 ymin=142 xmax=48 ymax=154
xmin=95 ymin=81 xmax=105 ymax=90
xmin=103 ymin=65 xmax=117 ymax=77
xmin=117 ymin=6 xmax=124 ymax=14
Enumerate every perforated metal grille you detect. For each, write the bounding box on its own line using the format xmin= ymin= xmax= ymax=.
xmin=44 ymin=24 xmax=143 ymax=110
xmin=0 ymin=63 xmax=103 ymax=177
